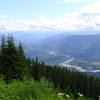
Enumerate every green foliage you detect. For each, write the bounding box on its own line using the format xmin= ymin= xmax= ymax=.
xmin=0 ymin=79 xmax=94 ymax=100
xmin=0 ymin=79 xmax=66 ymax=100
xmin=0 ymin=36 xmax=29 ymax=82
xmin=30 ymin=61 xmax=100 ymax=99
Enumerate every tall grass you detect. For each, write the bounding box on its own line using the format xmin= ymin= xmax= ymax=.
xmin=0 ymin=79 xmax=65 ymax=100
xmin=0 ymin=78 xmax=94 ymax=100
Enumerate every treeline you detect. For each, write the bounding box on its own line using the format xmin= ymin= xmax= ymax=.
xmin=0 ymin=36 xmax=100 ymax=100
xmin=29 ymin=60 xmax=100 ymax=99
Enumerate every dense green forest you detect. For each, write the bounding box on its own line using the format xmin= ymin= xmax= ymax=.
xmin=0 ymin=36 xmax=100 ymax=100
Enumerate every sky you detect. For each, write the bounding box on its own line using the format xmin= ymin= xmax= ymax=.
xmin=0 ymin=0 xmax=100 ymax=32
xmin=0 ymin=0 xmax=92 ymax=20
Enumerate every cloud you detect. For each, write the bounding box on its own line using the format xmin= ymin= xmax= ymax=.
xmin=0 ymin=2 xmax=100 ymax=32
xmin=81 ymin=2 xmax=100 ymax=14
xmin=64 ymin=0 xmax=92 ymax=3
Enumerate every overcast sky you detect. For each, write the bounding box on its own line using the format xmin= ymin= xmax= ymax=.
xmin=0 ymin=0 xmax=100 ymax=32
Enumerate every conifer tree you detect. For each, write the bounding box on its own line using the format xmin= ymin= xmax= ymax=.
xmin=0 ymin=36 xmax=29 ymax=82
xmin=18 ymin=42 xmax=30 ymax=80
xmin=0 ymin=37 xmax=7 ymax=75
xmin=4 ymin=35 xmax=20 ymax=82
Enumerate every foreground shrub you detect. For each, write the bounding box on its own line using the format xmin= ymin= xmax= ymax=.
xmin=0 ymin=79 xmax=66 ymax=100
xmin=0 ymin=78 xmax=94 ymax=100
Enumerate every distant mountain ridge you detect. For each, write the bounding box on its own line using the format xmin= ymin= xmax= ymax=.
xmin=39 ymin=34 xmax=100 ymax=57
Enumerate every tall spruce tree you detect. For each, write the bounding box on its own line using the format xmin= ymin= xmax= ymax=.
xmin=18 ymin=42 xmax=30 ymax=80
xmin=0 ymin=37 xmax=7 ymax=75
xmin=0 ymin=36 xmax=29 ymax=82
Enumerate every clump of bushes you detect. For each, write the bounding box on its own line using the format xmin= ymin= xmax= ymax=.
xmin=0 ymin=78 xmax=94 ymax=100
xmin=0 ymin=78 xmax=65 ymax=100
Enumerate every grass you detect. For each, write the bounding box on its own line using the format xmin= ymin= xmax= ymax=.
xmin=0 ymin=78 xmax=94 ymax=100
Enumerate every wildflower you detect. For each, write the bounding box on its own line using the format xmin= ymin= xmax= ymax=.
xmin=58 ymin=93 xmax=65 ymax=97
xmin=98 ymin=96 xmax=100 ymax=100
xmin=77 ymin=92 xmax=83 ymax=97
xmin=65 ymin=94 xmax=70 ymax=98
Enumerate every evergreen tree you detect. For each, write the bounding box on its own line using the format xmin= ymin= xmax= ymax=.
xmin=18 ymin=42 xmax=30 ymax=80
xmin=0 ymin=36 xmax=29 ymax=82
xmin=4 ymin=36 xmax=20 ymax=82
xmin=0 ymin=37 xmax=7 ymax=75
